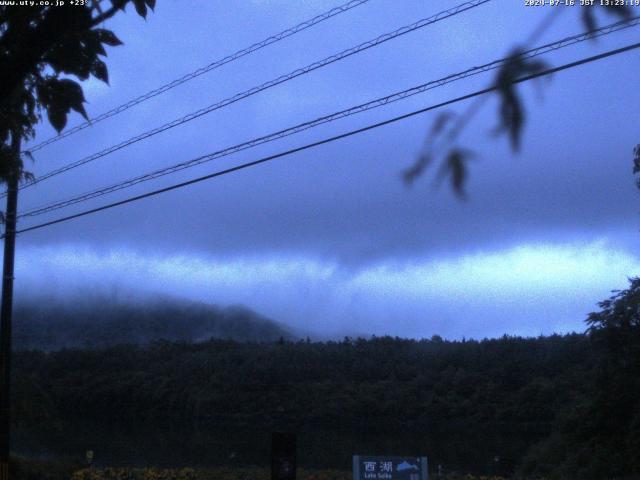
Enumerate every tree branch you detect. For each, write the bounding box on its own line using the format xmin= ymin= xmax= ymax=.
xmin=90 ymin=0 xmax=129 ymax=27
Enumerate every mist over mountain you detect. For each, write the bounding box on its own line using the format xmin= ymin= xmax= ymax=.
xmin=13 ymin=292 xmax=297 ymax=350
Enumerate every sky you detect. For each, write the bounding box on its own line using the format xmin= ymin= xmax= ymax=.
xmin=12 ymin=0 xmax=640 ymax=339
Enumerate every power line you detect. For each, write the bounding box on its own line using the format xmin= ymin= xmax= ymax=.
xmin=13 ymin=41 xmax=640 ymax=237
xmin=24 ymin=0 xmax=373 ymax=154
xmin=11 ymin=0 xmax=491 ymax=197
xmin=18 ymin=16 xmax=640 ymax=219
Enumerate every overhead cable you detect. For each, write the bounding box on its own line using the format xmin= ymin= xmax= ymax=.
xmin=18 ymin=16 xmax=640 ymax=219
xmin=14 ymin=40 xmax=640 ymax=236
xmin=12 ymin=0 xmax=491 ymax=197
xmin=25 ymin=0 xmax=374 ymax=154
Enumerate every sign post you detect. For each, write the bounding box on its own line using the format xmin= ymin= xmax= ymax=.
xmin=85 ymin=450 xmax=94 ymax=467
xmin=353 ymin=456 xmax=428 ymax=480
xmin=271 ymin=432 xmax=296 ymax=480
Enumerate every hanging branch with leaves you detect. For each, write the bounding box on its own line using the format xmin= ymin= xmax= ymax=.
xmin=0 ymin=0 xmax=156 ymax=184
xmin=404 ymin=4 xmax=632 ymax=197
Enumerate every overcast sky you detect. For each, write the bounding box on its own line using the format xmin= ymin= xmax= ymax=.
xmin=13 ymin=0 xmax=640 ymax=339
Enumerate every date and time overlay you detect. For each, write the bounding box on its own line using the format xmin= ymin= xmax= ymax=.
xmin=526 ymin=0 xmax=640 ymax=6
xmin=2 ymin=0 xmax=639 ymax=9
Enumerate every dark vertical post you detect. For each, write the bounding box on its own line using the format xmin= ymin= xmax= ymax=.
xmin=0 ymin=132 xmax=20 ymax=480
xmin=271 ymin=432 xmax=296 ymax=480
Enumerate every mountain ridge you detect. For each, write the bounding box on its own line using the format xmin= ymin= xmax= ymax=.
xmin=13 ymin=293 xmax=296 ymax=350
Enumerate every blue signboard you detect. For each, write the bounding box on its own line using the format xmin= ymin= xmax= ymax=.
xmin=353 ymin=456 xmax=428 ymax=480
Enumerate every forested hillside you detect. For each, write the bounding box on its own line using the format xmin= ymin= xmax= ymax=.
xmin=11 ymin=279 xmax=640 ymax=478
xmin=11 ymin=334 xmax=591 ymax=476
xmin=13 ymin=296 xmax=294 ymax=349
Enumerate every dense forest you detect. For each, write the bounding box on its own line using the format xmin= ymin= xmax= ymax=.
xmin=14 ymin=334 xmax=589 ymax=474
xmin=10 ymin=278 xmax=640 ymax=478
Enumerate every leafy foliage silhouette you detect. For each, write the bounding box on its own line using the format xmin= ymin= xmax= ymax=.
xmin=435 ymin=148 xmax=476 ymax=198
xmin=582 ymin=2 xmax=632 ymax=34
xmin=0 ymin=0 xmax=156 ymax=184
xmin=13 ymin=333 xmax=592 ymax=475
xmin=407 ymin=5 xmax=633 ymax=195
xmin=492 ymin=50 xmax=547 ymax=151
xmin=521 ymin=278 xmax=640 ymax=479
xmin=11 ymin=281 xmax=640 ymax=477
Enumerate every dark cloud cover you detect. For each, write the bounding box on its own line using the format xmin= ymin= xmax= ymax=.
xmin=14 ymin=0 xmax=640 ymax=339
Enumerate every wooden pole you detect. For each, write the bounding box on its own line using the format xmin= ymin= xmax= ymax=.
xmin=0 ymin=132 xmax=21 ymax=480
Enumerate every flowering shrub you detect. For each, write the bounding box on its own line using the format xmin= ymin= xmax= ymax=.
xmin=71 ymin=467 xmax=353 ymax=480
xmin=71 ymin=468 xmax=197 ymax=480
xmin=72 ymin=467 xmax=509 ymax=480
xmin=441 ymin=476 xmax=506 ymax=480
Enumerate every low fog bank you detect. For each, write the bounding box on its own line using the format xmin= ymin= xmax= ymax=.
xmin=12 ymin=240 xmax=640 ymax=342
xmin=14 ymin=290 xmax=302 ymax=350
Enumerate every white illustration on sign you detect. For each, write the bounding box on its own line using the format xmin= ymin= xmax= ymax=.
xmin=396 ymin=461 xmax=419 ymax=472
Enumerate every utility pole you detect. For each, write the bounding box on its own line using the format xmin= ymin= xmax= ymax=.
xmin=0 ymin=131 xmax=20 ymax=480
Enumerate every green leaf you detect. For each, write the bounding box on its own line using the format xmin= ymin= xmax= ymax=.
xmin=132 ymin=0 xmax=147 ymax=18
xmin=36 ymin=78 xmax=88 ymax=132
xmin=56 ymin=79 xmax=88 ymax=119
xmin=94 ymin=28 xmax=123 ymax=47
xmin=110 ymin=0 xmax=127 ymax=11
xmin=493 ymin=49 xmax=548 ymax=151
xmin=20 ymin=170 xmax=35 ymax=184
xmin=582 ymin=4 xmax=631 ymax=33
xmin=91 ymin=59 xmax=109 ymax=84
xmin=582 ymin=9 xmax=597 ymax=33
xmin=402 ymin=152 xmax=432 ymax=185
xmin=436 ymin=148 xmax=476 ymax=198
xmin=47 ymin=104 xmax=68 ymax=133
xmin=44 ymin=40 xmax=94 ymax=79
xmin=430 ymin=112 xmax=456 ymax=136
xmin=22 ymin=150 xmax=35 ymax=163
xmin=86 ymin=30 xmax=107 ymax=56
